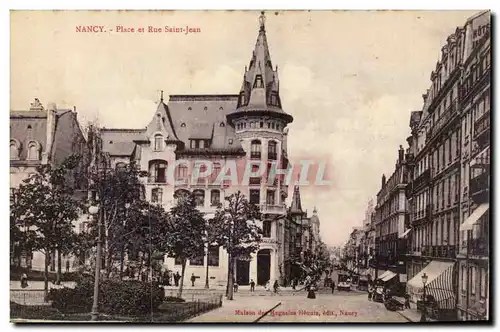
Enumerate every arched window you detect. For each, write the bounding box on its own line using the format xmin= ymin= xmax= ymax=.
xmin=268 ymin=141 xmax=277 ymax=160
xmin=220 ymin=122 xmax=225 ymax=127
xmin=250 ymin=140 xmax=261 ymax=159
xmin=174 ymin=189 xmax=190 ymax=199
xmin=27 ymin=141 xmax=39 ymax=160
xmin=115 ymin=162 xmax=127 ymax=173
xmin=148 ymin=160 xmax=167 ymax=183
xmin=210 ymin=189 xmax=220 ymax=206
xmin=10 ymin=140 xmax=19 ymax=160
xmin=154 ymin=134 xmax=163 ymax=151
xmin=151 ymin=188 xmax=163 ymax=203
xmin=193 ymin=189 xmax=205 ymax=207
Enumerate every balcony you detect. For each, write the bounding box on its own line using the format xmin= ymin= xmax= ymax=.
xmin=262 ymin=237 xmax=278 ymax=244
xmin=471 ymin=146 xmax=490 ymax=167
xmin=413 ymin=169 xmax=431 ymax=192
xmin=470 ymin=238 xmax=488 ymax=256
xmin=411 ymin=204 xmax=432 ymax=225
xmin=474 ymin=110 xmax=490 ymax=144
xmin=268 ymin=152 xmax=277 ymax=161
xmin=260 ymin=204 xmax=286 ymax=215
xmin=470 ymin=171 xmax=490 ymax=203
xmin=148 ymin=176 xmax=167 ymax=184
xmin=250 ymin=152 xmax=261 ymax=159
xmin=249 ymin=177 xmax=261 ymax=185
xmin=427 ymin=101 xmax=457 ymax=143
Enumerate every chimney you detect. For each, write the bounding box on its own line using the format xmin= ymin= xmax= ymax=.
xmin=42 ymin=103 xmax=57 ymax=164
xmin=381 ymin=174 xmax=386 ymax=187
xmin=398 ymin=145 xmax=404 ymax=163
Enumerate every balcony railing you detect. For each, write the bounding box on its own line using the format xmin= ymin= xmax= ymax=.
xmin=250 ymin=152 xmax=261 ymax=159
xmin=249 ymin=177 xmax=261 ymax=185
xmin=427 ymin=100 xmax=457 ymax=142
xmin=268 ymin=152 xmax=277 ymax=161
xmin=413 ymin=169 xmax=431 ymax=191
xmin=474 ymin=111 xmax=490 ymax=140
xmin=148 ymin=176 xmax=167 ymax=184
xmin=470 ymin=171 xmax=489 ymax=201
xmin=470 ymin=238 xmax=488 ymax=256
xmin=260 ymin=204 xmax=286 ymax=215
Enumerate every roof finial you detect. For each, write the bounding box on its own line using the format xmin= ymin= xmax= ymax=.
xmin=259 ymin=11 xmax=266 ymax=32
xmin=160 ymin=90 xmax=164 ymax=103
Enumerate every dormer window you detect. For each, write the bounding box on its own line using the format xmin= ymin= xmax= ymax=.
xmin=27 ymin=141 xmax=40 ymax=161
xmin=220 ymin=122 xmax=225 ymax=127
xmin=270 ymin=93 xmax=278 ymax=106
xmin=154 ymin=134 xmax=163 ymax=151
xmin=240 ymin=92 xmax=246 ymax=106
xmin=181 ymin=123 xmax=186 ymax=127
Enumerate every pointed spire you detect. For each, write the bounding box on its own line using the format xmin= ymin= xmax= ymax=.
xmin=160 ymin=90 xmax=164 ymax=103
xmin=259 ymin=11 xmax=266 ymax=32
xmin=290 ymin=185 xmax=303 ymax=214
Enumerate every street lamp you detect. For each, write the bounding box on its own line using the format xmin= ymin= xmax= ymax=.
xmin=421 ymin=272 xmax=428 ymax=322
xmin=89 ymin=204 xmax=101 ymax=321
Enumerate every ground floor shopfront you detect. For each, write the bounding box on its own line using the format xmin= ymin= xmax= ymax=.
xmin=164 ymin=243 xmax=281 ymax=287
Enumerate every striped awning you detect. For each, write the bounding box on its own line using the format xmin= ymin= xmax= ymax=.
xmin=399 ymin=228 xmax=412 ymax=239
xmin=406 ymin=260 xmax=456 ymax=309
xmin=381 ymin=271 xmax=397 ymax=282
xmin=460 ymin=203 xmax=489 ymax=231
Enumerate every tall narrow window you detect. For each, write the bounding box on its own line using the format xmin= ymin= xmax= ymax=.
xmin=268 ymin=141 xmax=277 ymax=160
xmin=149 ymin=160 xmax=167 ymax=183
xmin=249 ymin=189 xmax=260 ymax=205
xmin=250 ymin=140 xmax=261 ymax=159
xmin=253 ymin=75 xmax=263 ymax=88
xmin=154 ymin=134 xmax=163 ymax=151
xmin=263 ymin=220 xmax=272 ymax=238
xmin=471 ymin=266 xmax=476 ymax=295
xmin=10 ymin=141 xmax=19 ymax=160
xmin=210 ymin=189 xmax=220 ymax=206
xmin=176 ymin=164 xmax=188 ymax=181
xmin=208 ymin=246 xmax=220 ymax=267
xmin=193 ymin=189 xmax=205 ymax=207
xmin=27 ymin=141 xmax=39 ymax=160
xmin=151 ymin=188 xmax=163 ymax=203
xmin=266 ymin=190 xmax=275 ymax=205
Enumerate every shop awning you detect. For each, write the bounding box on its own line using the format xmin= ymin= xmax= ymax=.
xmin=377 ymin=270 xmax=389 ymax=280
xmin=399 ymin=228 xmax=412 ymax=239
xmin=381 ymin=271 xmax=397 ymax=282
xmin=460 ymin=203 xmax=489 ymax=231
xmin=406 ymin=260 xmax=455 ymax=309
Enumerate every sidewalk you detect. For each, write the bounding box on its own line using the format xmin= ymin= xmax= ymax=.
xmin=187 ymin=296 xmax=281 ymax=323
xmin=397 ymin=308 xmax=422 ymax=322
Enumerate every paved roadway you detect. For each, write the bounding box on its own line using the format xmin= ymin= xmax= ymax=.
xmin=189 ymin=288 xmax=408 ymax=323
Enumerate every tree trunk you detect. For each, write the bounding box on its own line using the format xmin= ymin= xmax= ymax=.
xmin=227 ymin=254 xmax=234 ymax=300
xmin=44 ymin=251 xmax=49 ymax=302
xmin=177 ymin=258 xmax=187 ymax=298
xmin=205 ymin=247 xmax=210 ymax=289
xmin=56 ymin=249 xmax=62 ymax=285
xmin=119 ymin=246 xmax=125 ymax=280
xmin=105 ymin=251 xmax=112 ymax=279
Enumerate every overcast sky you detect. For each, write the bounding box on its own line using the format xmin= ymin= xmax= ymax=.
xmin=11 ymin=10 xmax=478 ymax=246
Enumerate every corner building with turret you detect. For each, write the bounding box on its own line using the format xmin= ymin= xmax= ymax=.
xmin=99 ymin=13 xmax=294 ymax=287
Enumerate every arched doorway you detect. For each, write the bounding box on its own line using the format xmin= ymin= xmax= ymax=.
xmin=257 ymin=249 xmax=271 ymax=285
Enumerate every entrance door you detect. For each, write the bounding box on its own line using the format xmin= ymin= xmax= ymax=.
xmin=257 ymin=249 xmax=271 ymax=285
xmin=236 ymin=260 xmax=250 ymax=285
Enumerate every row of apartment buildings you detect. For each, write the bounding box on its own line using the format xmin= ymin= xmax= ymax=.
xmin=9 ymin=12 xmax=323 ymax=287
xmin=358 ymin=11 xmax=490 ymax=321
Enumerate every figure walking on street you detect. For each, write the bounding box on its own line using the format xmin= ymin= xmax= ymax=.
xmin=273 ymin=280 xmax=280 ymax=294
xmin=250 ymin=279 xmax=255 ymax=292
xmin=190 ymin=273 xmax=196 ymax=287
xmin=174 ymin=271 xmax=180 ymax=287
xmin=331 ymin=280 xmax=335 ymax=294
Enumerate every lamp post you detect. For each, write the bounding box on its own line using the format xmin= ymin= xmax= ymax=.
xmin=421 ymin=272 xmax=428 ymax=322
xmin=89 ymin=204 xmax=101 ymax=321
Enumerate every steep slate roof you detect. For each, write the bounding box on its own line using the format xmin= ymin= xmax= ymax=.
xmin=10 ymin=109 xmax=72 ymax=161
xmin=100 ymin=129 xmax=145 ymax=157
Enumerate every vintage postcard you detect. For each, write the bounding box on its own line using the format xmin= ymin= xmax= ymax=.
xmin=9 ymin=10 xmax=491 ymax=323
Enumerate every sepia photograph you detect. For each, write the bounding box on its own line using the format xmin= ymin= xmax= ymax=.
xmin=9 ymin=9 xmax=491 ymax=323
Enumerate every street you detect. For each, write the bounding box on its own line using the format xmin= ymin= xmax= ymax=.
xmin=188 ymin=288 xmax=409 ymax=323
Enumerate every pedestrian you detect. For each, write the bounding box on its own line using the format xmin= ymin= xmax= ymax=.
xmin=368 ymin=284 xmax=374 ymax=301
xmin=307 ymin=281 xmax=316 ymax=299
xmin=404 ymin=293 xmax=411 ymax=309
xmin=190 ymin=273 xmax=196 ymax=287
xmin=331 ymin=280 xmax=336 ymax=294
xmin=291 ymin=278 xmax=296 ymax=290
xmin=174 ymin=271 xmax=180 ymax=287
xmin=66 ymin=260 xmax=70 ymax=273
xmin=250 ymin=279 xmax=255 ymax=292
xmin=265 ymin=280 xmax=271 ymax=291
xmin=20 ymin=273 xmax=28 ymax=288
xmin=305 ymin=275 xmax=312 ymax=291
xmin=273 ymin=280 xmax=280 ymax=294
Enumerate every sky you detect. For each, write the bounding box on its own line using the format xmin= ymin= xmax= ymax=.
xmin=10 ymin=10 xmax=479 ymax=247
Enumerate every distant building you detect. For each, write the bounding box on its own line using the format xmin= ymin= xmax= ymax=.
xmin=10 ymin=98 xmax=88 ymax=271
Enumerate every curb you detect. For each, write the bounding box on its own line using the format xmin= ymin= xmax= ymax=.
xmin=396 ymin=311 xmax=416 ymax=322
